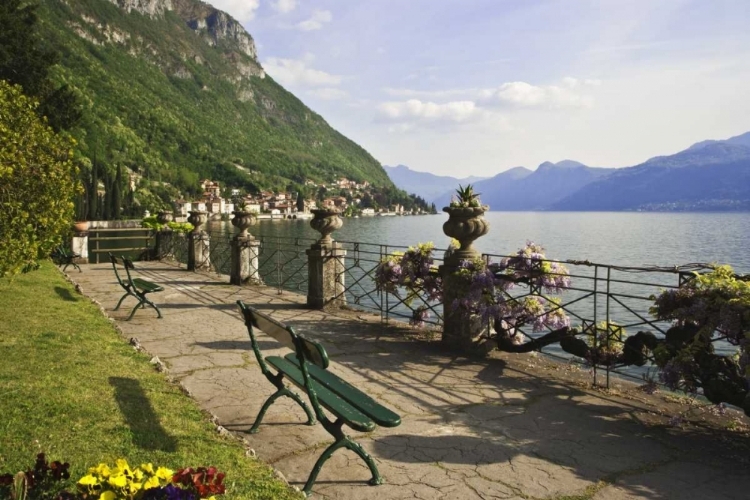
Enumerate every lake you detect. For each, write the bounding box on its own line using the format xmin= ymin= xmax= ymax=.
xmin=210 ymin=211 xmax=750 ymax=272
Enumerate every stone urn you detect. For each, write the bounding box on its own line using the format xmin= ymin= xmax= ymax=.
xmin=187 ymin=210 xmax=208 ymax=233
xmin=442 ymin=206 xmax=490 ymax=263
xmin=72 ymin=221 xmax=89 ymax=234
xmin=157 ymin=210 xmax=174 ymax=225
xmin=231 ymin=211 xmax=257 ymax=239
xmin=310 ymin=209 xmax=343 ymax=245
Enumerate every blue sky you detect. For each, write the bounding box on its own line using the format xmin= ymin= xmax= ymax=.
xmin=208 ymin=0 xmax=750 ymax=177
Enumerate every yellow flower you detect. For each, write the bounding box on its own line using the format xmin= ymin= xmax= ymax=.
xmin=100 ymin=491 xmax=117 ymax=500
xmin=155 ymin=467 xmax=173 ymax=481
xmin=108 ymin=474 xmax=127 ymax=489
xmin=141 ymin=463 xmax=155 ymax=475
xmin=143 ymin=475 xmax=161 ymax=490
xmin=90 ymin=463 xmax=111 ymax=478
xmin=77 ymin=474 xmax=99 ymax=488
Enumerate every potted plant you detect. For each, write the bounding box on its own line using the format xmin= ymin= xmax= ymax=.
xmin=442 ymin=184 xmax=489 ymax=264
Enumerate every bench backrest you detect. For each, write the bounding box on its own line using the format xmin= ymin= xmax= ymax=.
xmin=108 ymin=253 xmax=137 ymax=288
xmin=237 ymin=301 xmax=329 ymax=370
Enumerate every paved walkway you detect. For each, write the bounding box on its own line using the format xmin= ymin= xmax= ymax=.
xmin=70 ymin=261 xmax=750 ymax=499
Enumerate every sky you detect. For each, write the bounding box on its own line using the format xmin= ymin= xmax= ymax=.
xmin=206 ymin=0 xmax=750 ymax=177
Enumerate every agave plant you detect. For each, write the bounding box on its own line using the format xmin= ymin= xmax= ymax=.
xmin=450 ymin=184 xmax=482 ymax=208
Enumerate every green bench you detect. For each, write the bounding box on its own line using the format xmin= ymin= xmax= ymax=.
xmin=51 ymin=245 xmax=81 ymax=273
xmin=109 ymin=253 xmax=164 ymax=321
xmin=236 ymin=301 xmax=401 ymax=497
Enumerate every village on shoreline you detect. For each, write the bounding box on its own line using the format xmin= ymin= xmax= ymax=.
xmin=168 ymin=177 xmax=435 ymax=221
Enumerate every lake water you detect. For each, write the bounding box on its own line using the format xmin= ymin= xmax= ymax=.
xmin=213 ymin=211 xmax=750 ymax=272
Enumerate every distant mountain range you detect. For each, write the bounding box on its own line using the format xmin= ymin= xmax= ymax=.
xmin=386 ymin=131 xmax=750 ymax=211
xmin=382 ymin=165 xmax=488 ymax=203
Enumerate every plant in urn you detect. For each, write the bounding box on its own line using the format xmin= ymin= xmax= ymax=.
xmin=442 ymin=184 xmax=489 ymax=264
xmin=231 ymin=200 xmax=257 ymax=239
xmin=310 ymin=208 xmax=343 ymax=245
xmin=157 ymin=210 xmax=173 ymax=225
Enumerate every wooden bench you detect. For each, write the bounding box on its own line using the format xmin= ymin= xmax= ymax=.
xmin=109 ymin=253 xmax=164 ymax=321
xmin=236 ymin=301 xmax=401 ymax=497
xmin=51 ymin=245 xmax=81 ymax=273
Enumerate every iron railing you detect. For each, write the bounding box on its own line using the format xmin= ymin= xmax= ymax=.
xmin=88 ymin=227 xmax=154 ymax=263
xmin=162 ymin=232 xmax=728 ymax=386
xmin=479 ymin=252 xmax=714 ymax=385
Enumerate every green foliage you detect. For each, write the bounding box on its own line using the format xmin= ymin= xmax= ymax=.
xmin=34 ymin=0 xmax=393 ymax=202
xmin=0 ymin=0 xmax=81 ymax=131
xmin=0 ymin=81 xmax=80 ymax=278
xmin=141 ymin=216 xmax=193 ymax=234
xmin=451 ymin=184 xmax=482 ymax=208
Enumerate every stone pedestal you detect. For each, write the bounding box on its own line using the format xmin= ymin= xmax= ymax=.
xmin=230 ymin=236 xmax=261 ymax=285
xmin=306 ymin=243 xmax=346 ymax=308
xmin=440 ymin=264 xmax=486 ymax=350
xmin=72 ymin=232 xmax=89 ymax=264
xmin=188 ymin=232 xmax=210 ymax=271
xmin=440 ymin=205 xmax=490 ymax=351
xmin=156 ymin=229 xmax=173 ymax=260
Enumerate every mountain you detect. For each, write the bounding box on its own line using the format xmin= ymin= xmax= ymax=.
xmin=552 ymin=138 xmax=750 ymax=211
xmin=383 ymin=165 xmax=489 ymax=203
xmin=37 ymin=0 xmax=392 ymax=197
xmin=473 ymin=161 xmax=613 ymax=210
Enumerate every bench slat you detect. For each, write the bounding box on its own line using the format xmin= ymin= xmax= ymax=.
xmin=132 ymin=278 xmax=164 ymax=293
xmin=284 ymin=353 xmax=401 ymax=428
xmin=266 ymin=356 xmax=376 ymax=433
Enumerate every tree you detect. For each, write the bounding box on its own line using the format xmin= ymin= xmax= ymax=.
xmin=0 ymin=0 xmax=81 ymax=131
xmin=296 ymin=192 xmax=305 ymax=212
xmin=0 ymin=81 xmax=79 ymax=277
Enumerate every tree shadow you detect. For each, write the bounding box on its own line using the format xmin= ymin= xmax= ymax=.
xmin=109 ymin=377 xmax=178 ymax=452
xmin=54 ymin=286 xmax=79 ymax=302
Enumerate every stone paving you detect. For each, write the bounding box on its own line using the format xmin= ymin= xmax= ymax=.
xmin=70 ymin=261 xmax=750 ymax=499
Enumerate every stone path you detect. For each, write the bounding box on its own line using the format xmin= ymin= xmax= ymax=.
xmin=70 ymin=261 xmax=750 ymax=499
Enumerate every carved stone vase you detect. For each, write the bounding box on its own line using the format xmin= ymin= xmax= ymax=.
xmin=157 ymin=211 xmax=174 ymax=225
xmin=310 ymin=209 xmax=343 ymax=245
xmin=187 ymin=210 xmax=208 ymax=234
xmin=231 ymin=211 xmax=257 ymax=239
xmin=442 ymin=206 xmax=490 ymax=264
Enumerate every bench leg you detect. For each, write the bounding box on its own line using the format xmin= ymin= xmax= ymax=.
xmin=126 ymin=301 xmax=146 ymax=321
xmin=249 ymin=387 xmax=316 ymax=434
xmin=115 ymin=292 xmax=132 ymax=311
xmin=139 ymin=293 xmax=163 ymax=319
xmin=302 ymin=436 xmax=383 ymax=496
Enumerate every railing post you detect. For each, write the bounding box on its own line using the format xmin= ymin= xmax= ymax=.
xmin=72 ymin=222 xmax=89 ymax=264
xmin=306 ymin=209 xmax=346 ymax=308
xmin=187 ymin=211 xmax=210 ymax=271
xmin=230 ymin=236 xmax=261 ymax=285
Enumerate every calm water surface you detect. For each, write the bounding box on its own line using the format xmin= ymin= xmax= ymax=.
xmin=214 ymin=212 xmax=750 ymax=272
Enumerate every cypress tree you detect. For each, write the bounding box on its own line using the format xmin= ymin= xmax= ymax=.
xmin=112 ymin=165 xmax=123 ymax=220
xmin=88 ymin=161 xmax=99 ymax=220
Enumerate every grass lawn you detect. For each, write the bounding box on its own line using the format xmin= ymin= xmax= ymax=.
xmin=0 ymin=262 xmax=299 ymax=499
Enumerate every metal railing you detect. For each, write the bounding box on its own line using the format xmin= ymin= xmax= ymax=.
xmin=160 ymin=231 xmax=730 ymax=386
xmin=88 ymin=227 xmax=155 ymax=263
xmin=479 ymin=252 xmax=714 ymax=385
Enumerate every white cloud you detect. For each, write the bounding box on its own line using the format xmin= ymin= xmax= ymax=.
xmin=384 ymin=78 xmax=600 ymax=108
xmin=263 ymin=56 xmax=342 ymax=87
xmin=296 ymin=10 xmax=332 ymax=31
xmin=272 ymin=0 xmax=297 ymax=14
xmin=205 ymin=0 xmax=260 ymax=22
xmin=307 ymin=88 xmax=349 ymax=100
xmin=485 ymin=81 xmax=595 ymax=108
xmin=379 ymin=99 xmax=480 ymax=123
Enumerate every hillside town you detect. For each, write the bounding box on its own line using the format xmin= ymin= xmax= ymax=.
xmin=172 ymin=178 xmax=432 ymax=219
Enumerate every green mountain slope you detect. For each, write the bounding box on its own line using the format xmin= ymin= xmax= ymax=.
xmin=37 ymin=0 xmax=392 ymax=195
